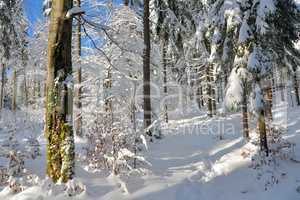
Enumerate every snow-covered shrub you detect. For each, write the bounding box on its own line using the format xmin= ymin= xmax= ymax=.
xmin=85 ymin=108 xmax=149 ymax=175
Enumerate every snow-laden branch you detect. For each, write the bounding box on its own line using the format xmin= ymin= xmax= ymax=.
xmin=66 ymin=6 xmax=85 ymax=19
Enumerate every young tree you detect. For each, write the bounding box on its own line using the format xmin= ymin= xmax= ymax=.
xmin=45 ymin=0 xmax=75 ymax=183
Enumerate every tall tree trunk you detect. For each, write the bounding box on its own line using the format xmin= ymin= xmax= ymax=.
xmin=256 ymin=82 xmax=269 ymax=156
xmin=211 ymin=80 xmax=217 ymax=115
xmin=200 ymin=86 xmax=204 ymax=107
xmin=45 ymin=0 xmax=74 ymax=183
xmin=104 ymin=67 xmax=112 ymax=114
xmin=293 ymin=73 xmax=300 ymax=106
xmin=75 ymin=68 xmax=82 ymax=136
xmin=258 ymin=109 xmax=269 ymax=156
xmin=143 ymin=0 xmax=152 ymax=135
xmin=206 ymin=67 xmax=213 ymax=118
xmin=75 ymin=0 xmax=83 ymax=137
xmin=161 ymin=34 xmax=168 ymax=123
xmin=23 ymin=67 xmax=28 ymax=107
xmin=0 ymin=63 xmax=5 ymax=110
xmin=241 ymin=82 xmax=249 ymax=139
xmin=196 ymin=85 xmax=202 ymax=109
xmin=266 ymin=86 xmax=273 ymax=121
xmin=12 ymin=69 xmax=17 ymax=111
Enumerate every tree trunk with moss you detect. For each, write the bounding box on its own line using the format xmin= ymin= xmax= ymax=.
xmin=45 ymin=0 xmax=74 ymax=183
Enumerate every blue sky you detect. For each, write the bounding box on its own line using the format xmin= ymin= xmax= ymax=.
xmin=24 ymin=0 xmax=43 ymax=32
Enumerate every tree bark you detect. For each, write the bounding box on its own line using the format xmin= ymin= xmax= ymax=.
xmin=75 ymin=68 xmax=82 ymax=136
xmin=75 ymin=0 xmax=83 ymax=137
xmin=258 ymin=109 xmax=269 ymax=156
xmin=266 ymin=86 xmax=273 ymax=121
xmin=196 ymin=85 xmax=202 ymax=109
xmin=143 ymin=0 xmax=152 ymax=135
xmin=45 ymin=0 xmax=74 ymax=183
xmin=241 ymin=82 xmax=249 ymax=139
xmin=12 ymin=69 xmax=17 ymax=111
xmin=0 ymin=63 xmax=5 ymax=110
xmin=206 ymin=67 xmax=213 ymax=118
xmin=104 ymin=67 xmax=113 ymax=115
xmin=23 ymin=67 xmax=28 ymax=107
xmin=161 ymin=34 xmax=168 ymax=123
xmin=293 ymin=73 xmax=300 ymax=106
xmin=211 ymin=81 xmax=217 ymax=115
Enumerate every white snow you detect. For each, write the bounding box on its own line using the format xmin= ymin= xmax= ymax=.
xmin=1 ymin=102 xmax=300 ymax=200
xmin=224 ymin=69 xmax=243 ymax=111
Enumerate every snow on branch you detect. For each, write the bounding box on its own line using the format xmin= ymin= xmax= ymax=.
xmin=66 ymin=6 xmax=85 ymax=19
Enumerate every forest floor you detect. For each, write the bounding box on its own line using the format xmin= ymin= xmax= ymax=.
xmin=1 ymin=102 xmax=300 ymax=200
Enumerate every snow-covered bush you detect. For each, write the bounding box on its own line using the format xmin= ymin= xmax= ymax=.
xmin=84 ymin=109 xmax=149 ymax=175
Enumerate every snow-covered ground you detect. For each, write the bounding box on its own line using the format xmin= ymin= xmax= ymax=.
xmin=1 ymin=103 xmax=300 ymax=200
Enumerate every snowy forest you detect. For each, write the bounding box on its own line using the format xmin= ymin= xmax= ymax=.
xmin=0 ymin=0 xmax=300 ymax=199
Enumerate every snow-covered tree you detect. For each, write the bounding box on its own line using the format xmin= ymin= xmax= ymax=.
xmin=84 ymin=4 xmax=155 ymax=174
xmin=0 ymin=0 xmax=25 ymax=110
